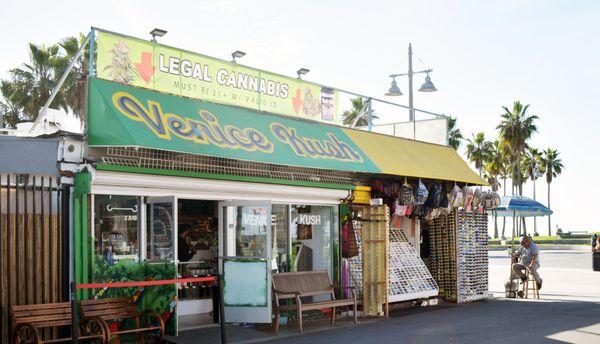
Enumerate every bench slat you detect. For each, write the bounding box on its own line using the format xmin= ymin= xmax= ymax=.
xmin=14 ymin=313 xmax=72 ymax=324
xmin=84 ymin=309 xmax=139 ymax=320
xmin=12 ymin=302 xmax=71 ymax=312
xmin=13 ymin=308 xmax=71 ymax=320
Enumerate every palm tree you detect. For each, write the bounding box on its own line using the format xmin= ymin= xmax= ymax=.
xmin=342 ymin=97 xmax=366 ymax=127
xmin=540 ymin=148 xmax=564 ymax=236
xmin=496 ymin=140 xmax=511 ymax=239
xmin=523 ymin=147 xmax=542 ymax=234
xmin=54 ymin=34 xmax=90 ymax=117
xmin=465 ymin=132 xmax=493 ymax=178
xmin=447 ymin=116 xmax=463 ymax=150
xmin=484 ymin=140 xmax=504 ymax=238
xmin=497 ymin=101 xmax=538 ymax=196
xmin=10 ymin=43 xmax=64 ymax=119
xmin=522 ymin=147 xmax=541 ymax=183
xmin=342 ymin=97 xmax=379 ymax=127
xmin=0 ymin=80 xmax=24 ymax=128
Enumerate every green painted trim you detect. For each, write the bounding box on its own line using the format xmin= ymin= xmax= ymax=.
xmin=74 ymin=196 xmax=81 ymax=299
xmin=74 ymin=172 xmax=91 ymax=197
xmin=95 ymin=164 xmax=356 ymax=191
xmin=74 ymin=172 xmax=91 ymax=300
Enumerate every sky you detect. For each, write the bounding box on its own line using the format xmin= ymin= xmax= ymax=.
xmin=1 ymin=0 xmax=599 ymax=235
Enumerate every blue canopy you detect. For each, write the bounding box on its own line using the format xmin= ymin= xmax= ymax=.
xmin=494 ymin=196 xmax=552 ymax=217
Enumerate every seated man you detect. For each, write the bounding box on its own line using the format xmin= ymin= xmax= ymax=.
xmin=512 ymin=235 xmax=542 ymax=290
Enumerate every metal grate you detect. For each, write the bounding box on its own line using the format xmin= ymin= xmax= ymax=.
xmin=94 ymin=147 xmax=371 ymax=186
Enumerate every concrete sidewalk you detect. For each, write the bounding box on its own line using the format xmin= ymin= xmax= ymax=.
xmin=165 ymin=304 xmax=456 ymax=344
xmin=166 ymin=299 xmax=600 ymax=344
xmin=268 ymin=299 xmax=600 ymax=344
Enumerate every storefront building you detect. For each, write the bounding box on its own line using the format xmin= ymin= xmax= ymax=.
xmin=56 ymin=28 xmax=487 ymax=337
xmin=70 ymin=74 xmax=485 ymax=333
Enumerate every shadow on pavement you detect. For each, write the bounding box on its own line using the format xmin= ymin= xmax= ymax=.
xmin=265 ymin=299 xmax=600 ymax=344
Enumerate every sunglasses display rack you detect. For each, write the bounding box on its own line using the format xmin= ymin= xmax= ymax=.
xmin=347 ymin=217 xmax=364 ymax=300
xmin=347 ymin=208 xmax=438 ymax=304
xmin=425 ymin=210 xmax=489 ymax=303
xmin=388 ymin=226 xmax=439 ymax=302
xmin=455 ymin=210 xmax=490 ymax=303
xmin=427 ymin=212 xmax=458 ymax=301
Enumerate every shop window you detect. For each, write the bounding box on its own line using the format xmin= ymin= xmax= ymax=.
xmin=222 ymin=204 xmax=270 ymax=258
xmin=290 ymin=205 xmax=334 ymax=277
xmin=93 ymin=195 xmax=140 ymax=263
xmin=272 ymin=204 xmax=289 ymax=272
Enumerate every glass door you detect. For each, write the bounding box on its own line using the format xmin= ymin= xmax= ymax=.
xmin=145 ymin=196 xmax=177 ymax=262
xmin=145 ymin=196 xmax=179 ymax=335
xmin=218 ymin=201 xmax=272 ymax=323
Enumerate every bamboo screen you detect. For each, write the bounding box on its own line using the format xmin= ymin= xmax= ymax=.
xmin=0 ymin=174 xmax=68 ymax=344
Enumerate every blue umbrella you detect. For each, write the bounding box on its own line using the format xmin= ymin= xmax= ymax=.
xmin=494 ymin=196 xmax=553 ymax=218
xmin=490 ymin=195 xmax=552 ymax=256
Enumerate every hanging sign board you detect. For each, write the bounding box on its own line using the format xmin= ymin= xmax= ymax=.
xmin=87 ymin=77 xmax=378 ymax=173
xmin=95 ymin=29 xmax=341 ymax=125
xmin=87 ymin=77 xmax=486 ymax=185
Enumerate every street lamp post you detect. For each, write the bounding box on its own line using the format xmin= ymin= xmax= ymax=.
xmin=385 ymin=43 xmax=437 ymax=139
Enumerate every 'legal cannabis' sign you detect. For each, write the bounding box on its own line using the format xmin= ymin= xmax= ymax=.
xmin=95 ymin=30 xmax=340 ymax=125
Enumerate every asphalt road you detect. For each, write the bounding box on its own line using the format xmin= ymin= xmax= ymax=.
xmin=489 ymin=249 xmax=600 ymax=301
xmin=174 ymin=250 xmax=600 ymax=344
xmin=266 ymin=250 xmax=600 ymax=344
xmin=267 ymin=299 xmax=600 ymax=344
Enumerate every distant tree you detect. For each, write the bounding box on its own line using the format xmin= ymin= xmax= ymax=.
xmin=0 ymin=80 xmax=24 ymax=128
xmin=447 ymin=116 xmax=463 ymax=150
xmin=54 ymin=34 xmax=91 ymax=117
xmin=497 ymin=101 xmax=538 ymax=196
xmin=465 ymin=132 xmax=493 ymax=178
xmin=10 ymin=43 xmax=64 ymax=119
xmin=540 ymin=148 xmax=564 ymax=236
xmin=484 ymin=140 xmax=504 ymax=238
xmin=342 ymin=97 xmax=379 ymax=127
xmin=522 ymin=147 xmax=542 ymax=185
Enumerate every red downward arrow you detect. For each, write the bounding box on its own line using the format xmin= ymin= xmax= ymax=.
xmin=292 ymin=88 xmax=302 ymax=114
xmin=135 ymin=51 xmax=156 ymax=84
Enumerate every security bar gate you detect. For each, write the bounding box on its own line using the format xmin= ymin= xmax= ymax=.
xmin=0 ymin=174 xmax=69 ymax=344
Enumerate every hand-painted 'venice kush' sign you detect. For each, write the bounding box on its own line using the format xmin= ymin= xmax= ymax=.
xmin=95 ymin=30 xmax=340 ymax=125
xmin=88 ymin=78 xmax=379 ymax=173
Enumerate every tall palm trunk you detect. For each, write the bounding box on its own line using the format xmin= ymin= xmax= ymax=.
xmin=501 ymin=177 xmax=507 ymax=238
xmin=547 ymin=181 xmax=552 ymax=236
xmin=494 ymin=213 xmax=498 ymax=238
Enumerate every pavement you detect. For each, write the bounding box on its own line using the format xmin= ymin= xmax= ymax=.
xmin=489 ymin=249 xmax=600 ymax=302
xmin=169 ymin=250 xmax=600 ymax=344
xmin=269 ymin=299 xmax=600 ymax=344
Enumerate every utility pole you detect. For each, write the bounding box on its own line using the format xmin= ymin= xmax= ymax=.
xmin=408 ymin=43 xmax=414 ymax=122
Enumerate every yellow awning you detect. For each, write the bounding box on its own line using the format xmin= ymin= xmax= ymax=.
xmin=343 ymin=129 xmax=487 ymax=185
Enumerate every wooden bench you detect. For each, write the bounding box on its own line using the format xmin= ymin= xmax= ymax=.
xmin=11 ymin=302 xmax=107 ymax=343
xmin=79 ymin=297 xmax=165 ymax=343
xmin=272 ymin=270 xmax=357 ymax=333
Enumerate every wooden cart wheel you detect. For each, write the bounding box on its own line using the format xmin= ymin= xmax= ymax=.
xmin=79 ymin=316 xmax=109 ymax=343
xmin=12 ymin=324 xmax=40 ymax=344
xmin=140 ymin=310 xmax=166 ymax=343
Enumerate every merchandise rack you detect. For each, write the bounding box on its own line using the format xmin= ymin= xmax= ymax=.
xmin=348 ymin=207 xmax=437 ymax=306
xmin=388 ymin=226 xmax=438 ymax=302
xmin=425 ymin=210 xmax=489 ymax=303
